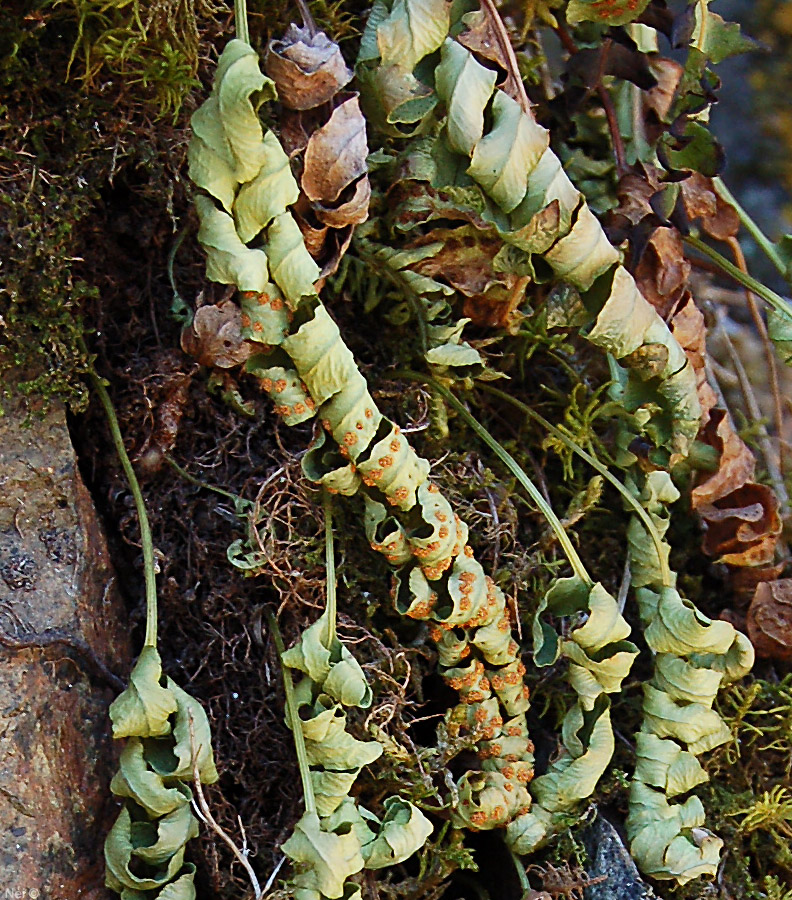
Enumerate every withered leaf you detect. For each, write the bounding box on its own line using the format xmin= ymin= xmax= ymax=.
xmin=605 ymin=162 xmax=664 ymax=246
xmin=180 ymin=300 xmax=256 ymax=368
xmin=412 ymin=228 xmax=507 ymax=295
xmin=691 ymin=408 xmax=755 ymax=508
xmin=698 ymin=482 xmax=781 ymax=566
xmin=670 ymin=295 xmax=718 ymax=421
xmin=314 ymin=177 xmax=372 ymax=228
xmin=634 ymin=227 xmax=690 ymax=319
xmin=267 ymin=25 xmax=352 ymax=110
xmin=302 ymin=95 xmax=369 ymax=204
xmin=645 ymin=57 xmax=684 ymax=124
xmin=731 ymin=563 xmax=785 ymax=607
xmin=679 ymin=172 xmax=739 ymax=241
xmin=673 ymin=301 xmax=783 ymax=594
xmin=457 ymin=10 xmax=523 ymax=101
xmin=136 ymin=366 xmax=193 ymax=474
xmin=747 ymin=580 xmax=792 ymax=662
xmin=294 ymin=210 xmax=354 ymax=281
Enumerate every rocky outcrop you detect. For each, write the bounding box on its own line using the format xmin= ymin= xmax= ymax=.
xmin=0 ymin=386 xmax=131 ymax=899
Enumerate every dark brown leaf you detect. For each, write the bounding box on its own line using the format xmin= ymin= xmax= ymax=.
xmin=747 ymin=580 xmax=792 ymax=662
xmin=411 ymin=225 xmax=520 ymax=327
xmin=634 ymin=226 xmax=690 ymax=319
xmin=180 ymin=300 xmax=256 ymax=368
xmin=679 ymin=172 xmax=740 ymax=241
xmin=690 ymin=408 xmax=755 ymax=507
xmin=567 ymin=43 xmax=657 ymax=91
xmin=699 ymin=483 xmax=781 ymax=565
xmin=266 ymin=25 xmax=352 ymax=110
xmin=605 ymin=163 xmax=664 ymax=246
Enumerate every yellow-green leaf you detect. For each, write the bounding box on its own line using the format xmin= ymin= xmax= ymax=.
xmin=282 ymin=811 xmax=365 ymax=899
xmin=109 ymin=647 xmax=177 ymax=740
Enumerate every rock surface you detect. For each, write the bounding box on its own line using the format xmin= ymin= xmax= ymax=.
xmin=0 ymin=388 xmax=131 ymax=899
xmin=584 ymin=814 xmax=660 ymax=900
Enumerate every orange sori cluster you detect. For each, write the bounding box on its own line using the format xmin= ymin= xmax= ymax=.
xmin=389 ymin=543 xmax=535 ymax=832
xmin=258 ymin=300 xmax=537 ymax=833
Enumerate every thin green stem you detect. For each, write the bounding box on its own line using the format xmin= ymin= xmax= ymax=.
xmin=509 ymin=847 xmax=532 ymax=897
xmin=234 ymin=0 xmax=250 ymax=44
xmin=269 ymin=612 xmax=317 ymax=816
xmin=400 ymin=372 xmax=592 ymax=586
xmin=479 ymin=384 xmax=673 ymax=588
xmin=714 ymin=177 xmax=789 ymax=281
xmin=91 ymin=372 xmax=158 ymax=647
xmin=684 ymin=234 xmax=792 ymax=322
xmin=164 ymin=455 xmax=243 ymax=505
xmin=323 ymin=490 xmax=337 ymax=647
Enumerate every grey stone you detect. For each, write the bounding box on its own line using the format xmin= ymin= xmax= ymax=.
xmin=584 ymin=814 xmax=660 ymax=900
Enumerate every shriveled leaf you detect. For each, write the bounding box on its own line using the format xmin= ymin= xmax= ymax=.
xmin=747 ymin=580 xmax=792 ymax=663
xmin=129 ymin=803 xmax=199 ymax=866
xmin=669 ymin=295 xmax=718 ymax=421
xmin=643 ymin=586 xmax=735 ymax=657
xmin=282 ymin=610 xmax=373 ymax=708
xmin=627 ymin=785 xmax=722 ymax=883
xmin=109 ymin=646 xmax=178 ymax=739
xmin=239 ymin=289 xmax=291 ymax=346
xmin=314 ymin=177 xmax=372 ymax=228
xmin=468 ymin=91 xmax=548 ymax=213
xmin=634 ymin=733 xmax=708 ymax=798
xmin=356 ymin=62 xmax=437 ymax=135
xmin=303 ymin=96 xmax=369 ymax=204
xmin=153 ymin=865 xmax=197 ymax=900
xmin=409 ymin=224 xmax=520 ymax=326
xmin=544 ymin=205 xmax=619 ymax=290
xmin=531 ymin=700 xmax=615 ymax=812
xmin=679 ymin=172 xmax=739 ymax=241
xmin=180 ymin=300 xmax=255 ymax=368
xmin=587 ymin=265 xmax=701 ymax=459
xmin=300 ymin=703 xmax=383 ymax=771
xmin=267 ymin=25 xmax=352 ymax=110
xmin=247 ymin=361 xmax=316 ymax=426
xmin=435 ymin=39 xmax=497 ymax=157
xmin=641 ymin=683 xmax=730 ymax=755
xmin=699 ymin=482 xmax=781 ymax=566
xmin=281 ymin=811 xmax=365 ymax=899
xmin=266 ymin=212 xmax=321 ymax=307
xmin=633 ymin=227 xmax=690 ymax=319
